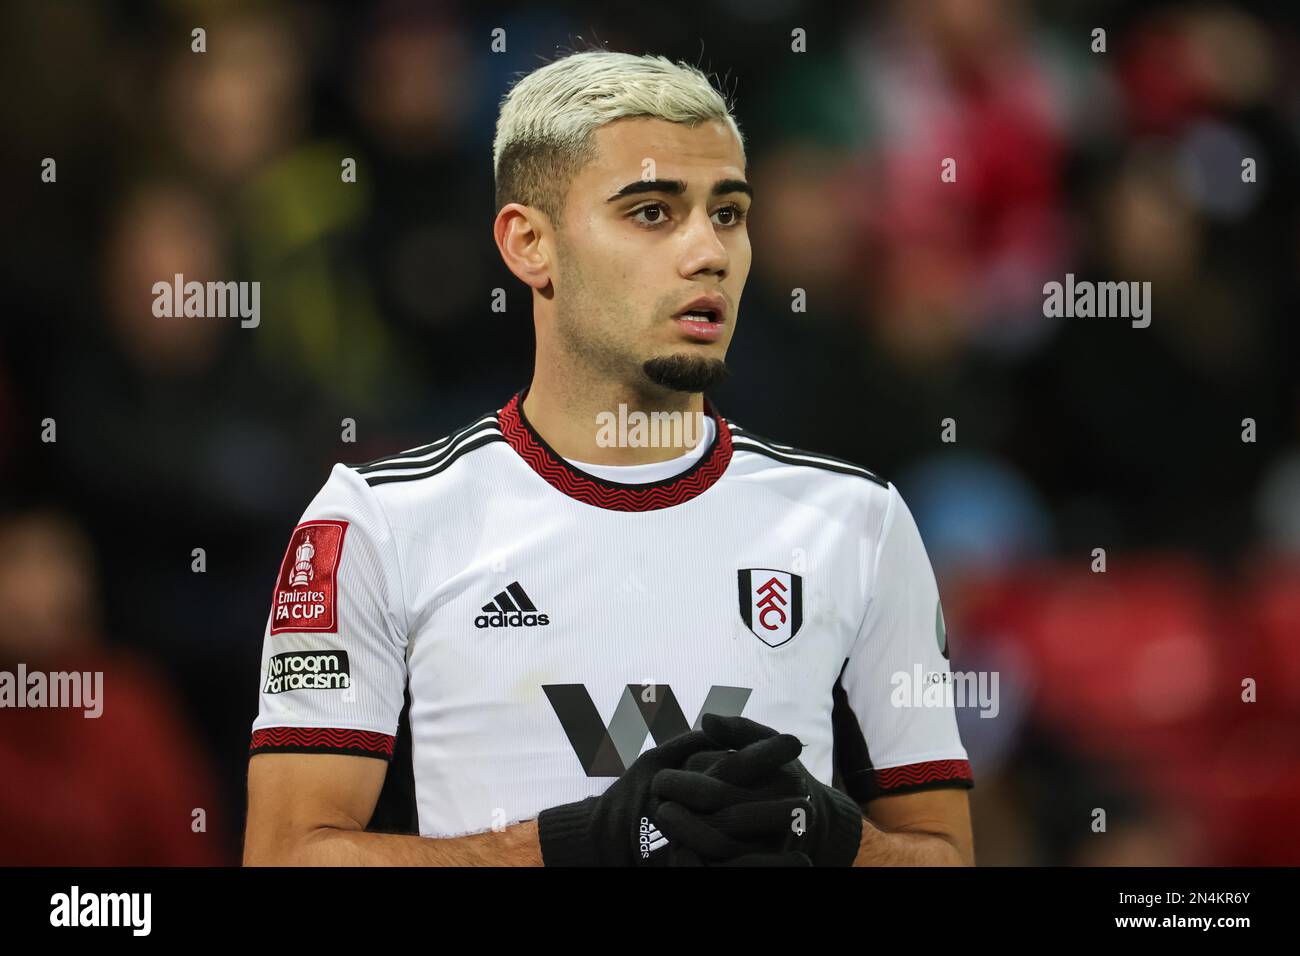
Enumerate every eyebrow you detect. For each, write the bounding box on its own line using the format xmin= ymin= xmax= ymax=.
xmin=605 ymin=178 xmax=753 ymax=202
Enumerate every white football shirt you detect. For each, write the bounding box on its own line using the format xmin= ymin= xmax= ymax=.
xmin=250 ymin=389 xmax=973 ymax=838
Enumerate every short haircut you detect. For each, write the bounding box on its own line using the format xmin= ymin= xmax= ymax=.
xmin=493 ymin=50 xmax=744 ymax=226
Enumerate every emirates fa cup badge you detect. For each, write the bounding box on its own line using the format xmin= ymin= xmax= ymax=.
xmin=270 ymin=521 xmax=347 ymax=635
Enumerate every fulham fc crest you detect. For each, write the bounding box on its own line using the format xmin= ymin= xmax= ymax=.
xmin=738 ymin=569 xmax=803 ymax=648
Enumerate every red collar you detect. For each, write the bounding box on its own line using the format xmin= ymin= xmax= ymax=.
xmin=496 ymin=389 xmax=733 ymax=511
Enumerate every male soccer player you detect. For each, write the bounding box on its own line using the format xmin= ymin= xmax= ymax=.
xmin=244 ymin=50 xmax=974 ymax=866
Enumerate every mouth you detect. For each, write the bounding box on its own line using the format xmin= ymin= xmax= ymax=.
xmin=672 ymin=295 xmax=727 ymax=341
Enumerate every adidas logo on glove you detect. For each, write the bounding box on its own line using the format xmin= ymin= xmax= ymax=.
xmin=639 ymin=816 xmax=668 ymax=859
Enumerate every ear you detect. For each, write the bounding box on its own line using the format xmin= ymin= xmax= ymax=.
xmin=494 ymin=203 xmax=553 ymax=292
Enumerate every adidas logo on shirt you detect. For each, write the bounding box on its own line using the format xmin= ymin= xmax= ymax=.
xmin=474 ymin=581 xmax=550 ymax=629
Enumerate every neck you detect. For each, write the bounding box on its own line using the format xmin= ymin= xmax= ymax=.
xmin=521 ymin=368 xmax=709 ymax=465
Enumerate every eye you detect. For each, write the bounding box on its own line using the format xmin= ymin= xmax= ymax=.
xmin=631 ymin=202 xmax=754 ymax=228
xmin=631 ymin=202 xmax=670 ymax=226
xmin=713 ymin=204 xmax=748 ymax=227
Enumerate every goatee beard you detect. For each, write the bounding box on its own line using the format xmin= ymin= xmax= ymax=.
xmin=642 ymin=354 xmax=731 ymax=393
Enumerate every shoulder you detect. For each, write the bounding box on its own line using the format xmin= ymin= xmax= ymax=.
xmin=724 ymin=420 xmax=889 ymax=490
xmin=342 ymin=407 xmax=507 ymax=491
xmin=296 ymin=407 xmax=507 ymax=541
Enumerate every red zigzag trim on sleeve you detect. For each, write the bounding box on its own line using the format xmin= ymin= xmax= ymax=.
xmin=249 ymin=727 xmax=395 ymax=758
xmin=874 ymin=759 xmax=973 ymax=791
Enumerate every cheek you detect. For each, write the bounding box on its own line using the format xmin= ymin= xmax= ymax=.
xmin=728 ymin=244 xmax=752 ymax=295
xmin=599 ymin=249 xmax=651 ymax=301
xmin=575 ymin=225 xmax=635 ymax=287
xmin=733 ymin=234 xmax=753 ymax=274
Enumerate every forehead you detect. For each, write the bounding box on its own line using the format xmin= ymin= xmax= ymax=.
xmin=581 ymin=117 xmax=745 ymax=186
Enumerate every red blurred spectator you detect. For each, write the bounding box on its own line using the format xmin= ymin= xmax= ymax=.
xmin=0 ymin=510 xmax=228 ymax=864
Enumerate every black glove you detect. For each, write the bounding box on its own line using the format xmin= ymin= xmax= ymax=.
xmin=652 ymin=737 xmax=812 ymax=864
xmin=652 ymin=746 xmax=813 ymax=866
xmin=656 ymin=714 xmax=864 ymax=867
xmin=537 ymin=729 xmax=717 ymax=866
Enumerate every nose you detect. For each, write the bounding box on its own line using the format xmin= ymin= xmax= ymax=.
xmin=678 ymin=206 xmax=729 ymax=279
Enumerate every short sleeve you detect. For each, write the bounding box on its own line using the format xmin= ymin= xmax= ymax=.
xmin=832 ymin=483 xmax=974 ymax=801
xmin=249 ymin=463 xmax=408 ymax=761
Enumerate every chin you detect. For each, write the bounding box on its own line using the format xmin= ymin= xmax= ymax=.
xmin=641 ymin=353 xmax=731 ymax=393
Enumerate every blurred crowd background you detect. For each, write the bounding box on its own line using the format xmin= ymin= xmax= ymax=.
xmin=1 ymin=0 xmax=1297 ymax=865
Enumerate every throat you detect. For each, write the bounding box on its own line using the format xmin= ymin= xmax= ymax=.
xmin=521 ymin=385 xmax=711 ymax=466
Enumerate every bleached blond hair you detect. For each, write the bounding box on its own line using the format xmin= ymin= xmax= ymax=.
xmin=493 ymin=50 xmax=744 ymax=225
